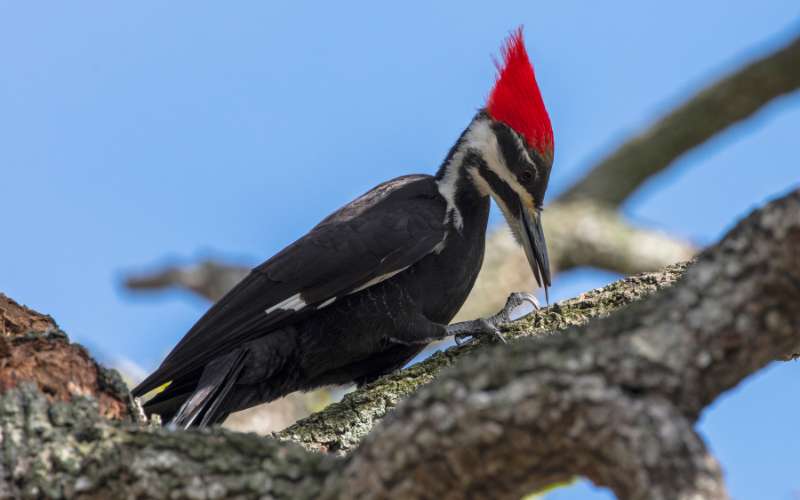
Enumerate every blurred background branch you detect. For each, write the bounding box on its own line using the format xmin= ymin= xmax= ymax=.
xmin=125 ymin=260 xmax=248 ymax=302
xmin=560 ymin=33 xmax=800 ymax=207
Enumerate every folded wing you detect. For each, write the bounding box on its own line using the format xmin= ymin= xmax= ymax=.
xmin=133 ymin=175 xmax=446 ymax=396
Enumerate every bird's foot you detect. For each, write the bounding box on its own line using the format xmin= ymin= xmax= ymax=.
xmin=449 ymin=292 xmax=540 ymax=346
xmin=491 ymin=292 xmax=541 ymax=324
xmin=451 ymin=318 xmax=505 ymax=346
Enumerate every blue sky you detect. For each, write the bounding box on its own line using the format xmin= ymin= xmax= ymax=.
xmin=1 ymin=2 xmax=798 ymax=498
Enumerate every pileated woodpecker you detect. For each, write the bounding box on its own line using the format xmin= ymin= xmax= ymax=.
xmin=133 ymin=28 xmax=555 ymax=428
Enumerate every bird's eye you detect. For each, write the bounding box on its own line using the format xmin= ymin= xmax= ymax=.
xmin=520 ymin=171 xmax=533 ymax=183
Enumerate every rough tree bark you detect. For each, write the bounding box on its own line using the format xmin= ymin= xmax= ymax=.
xmin=2 ymin=188 xmax=798 ymax=499
xmin=0 ymin=294 xmax=133 ymax=421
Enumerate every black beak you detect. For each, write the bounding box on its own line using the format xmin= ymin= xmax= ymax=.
xmin=517 ymin=199 xmax=551 ymax=303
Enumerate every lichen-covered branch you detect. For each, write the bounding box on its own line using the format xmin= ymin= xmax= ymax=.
xmin=276 ymin=262 xmax=687 ymax=453
xmin=559 ymin=32 xmax=800 ymax=207
xmin=0 ymin=264 xmax=689 ymax=498
xmin=339 ymin=189 xmax=800 ymax=499
xmin=1 ymin=189 xmax=798 ymax=499
xmin=0 ymin=384 xmax=336 ymax=500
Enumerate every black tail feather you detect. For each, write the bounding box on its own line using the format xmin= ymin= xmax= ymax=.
xmin=170 ymin=348 xmax=248 ymax=428
xmin=198 ymin=357 xmax=246 ymax=427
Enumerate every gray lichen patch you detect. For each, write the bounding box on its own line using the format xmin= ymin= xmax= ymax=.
xmin=0 ymin=384 xmax=341 ymax=500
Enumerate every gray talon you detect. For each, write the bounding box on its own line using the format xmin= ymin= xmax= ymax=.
xmin=491 ymin=292 xmax=541 ymax=324
xmin=504 ymin=292 xmax=541 ymax=322
xmin=452 ymin=318 xmax=505 ymax=345
xmin=449 ymin=292 xmax=539 ymax=345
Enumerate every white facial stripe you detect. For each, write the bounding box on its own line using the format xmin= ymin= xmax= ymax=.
xmin=468 ymin=168 xmax=492 ymax=197
xmin=435 ymin=149 xmax=467 ymax=231
xmin=465 ymin=120 xmax=505 ymax=179
xmin=265 ymin=292 xmax=307 ymax=314
xmin=436 ymin=119 xmax=506 ymax=231
xmin=436 ymin=117 xmax=536 ymax=232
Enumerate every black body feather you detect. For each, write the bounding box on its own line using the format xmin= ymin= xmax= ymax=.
xmin=133 ymin=174 xmax=490 ymax=426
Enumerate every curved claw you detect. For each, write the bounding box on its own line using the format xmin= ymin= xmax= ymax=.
xmin=450 ymin=293 xmax=540 ymax=346
xmin=496 ymin=292 xmax=541 ymax=324
xmin=507 ymin=292 xmax=541 ymax=322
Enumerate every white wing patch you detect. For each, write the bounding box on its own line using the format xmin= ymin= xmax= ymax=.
xmin=264 ymin=266 xmax=412 ymax=316
xmin=265 ymin=292 xmax=307 ymax=315
xmin=350 ymin=266 xmax=410 ymax=294
xmin=317 ymin=297 xmax=337 ymax=310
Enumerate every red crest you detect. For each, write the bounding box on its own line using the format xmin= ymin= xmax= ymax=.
xmin=486 ymin=28 xmax=554 ymax=158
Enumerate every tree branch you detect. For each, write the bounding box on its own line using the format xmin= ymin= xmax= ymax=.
xmin=0 ymin=384 xmax=336 ymax=500
xmin=1 ymin=189 xmax=798 ymax=499
xmin=124 ymin=260 xmax=249 ymax=302
xmin=276 ymin=261 xmax=687 ymax=453
xmin=559 ymin=32 xmax=800 ymax=207
xmin=339 ymin=188 xmax=800 ymax=499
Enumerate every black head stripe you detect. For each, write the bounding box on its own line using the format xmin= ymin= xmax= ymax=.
xmin=476 ymin=161 xmax=521 ymax=217
xmin=490 ymin=122 xmax=530 ymax=175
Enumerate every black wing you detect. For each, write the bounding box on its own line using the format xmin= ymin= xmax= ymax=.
xmin=133 ymin=175 xmax=446 ymax=396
